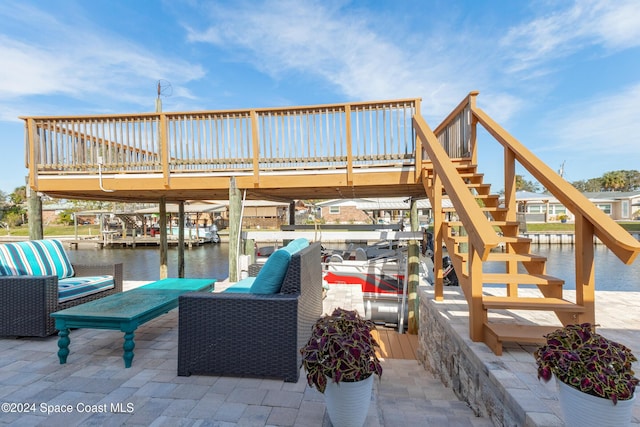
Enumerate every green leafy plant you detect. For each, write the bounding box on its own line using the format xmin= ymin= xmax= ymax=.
xmin=534 ymin=323 xmax=639 ymax=404
xmin=300 ymin=307 xmax=383 ymax=393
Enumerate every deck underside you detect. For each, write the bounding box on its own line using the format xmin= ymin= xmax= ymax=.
xmin=34 ymin=167 xmax=431 ymax=202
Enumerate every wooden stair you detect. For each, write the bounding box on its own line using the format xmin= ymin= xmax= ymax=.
xmin=423 ymin=162 xmax=585 ymax=355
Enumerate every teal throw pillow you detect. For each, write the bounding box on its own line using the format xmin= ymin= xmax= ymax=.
xmin=249 ymin=248 xmax=291 ymax=294
xmin=285 ymin=238 xmax=309 ymax=254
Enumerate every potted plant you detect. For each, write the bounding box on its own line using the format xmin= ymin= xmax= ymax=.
xmin=300 ymin=307 xmax=383 ymax=427
xmin=534 ymin=323 xmax=638 ymax=426
xmin=557 ymin=214 xmax=569 ymax=223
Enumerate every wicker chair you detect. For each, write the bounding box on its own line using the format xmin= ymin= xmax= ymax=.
xmin=0 ymin=240 xmax=124 ymax=337
xmin=177 ymin=242 xmax=323 ymax=382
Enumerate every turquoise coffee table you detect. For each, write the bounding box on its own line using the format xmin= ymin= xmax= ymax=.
xmin=51 ymin=278 xmax=215 ymax=368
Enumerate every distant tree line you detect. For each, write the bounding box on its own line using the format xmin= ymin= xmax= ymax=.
xmin=0 ymin=185 xmax=114 ymax=229
xmin=570 ymin=170 xmax=640 ymax=192
xmin=514 ymin=170 xmax=640 ymax=193
xmin=0 ymin=186 xmax=27 ymax=228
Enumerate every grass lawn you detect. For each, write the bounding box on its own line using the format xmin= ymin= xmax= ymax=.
xmin=2 ymin=222 xmax=639 ymax=237
xmin=525 ymin=222 xmax=640 ymax=233
xmin=2 ymin=225 xmax=101 ymax=237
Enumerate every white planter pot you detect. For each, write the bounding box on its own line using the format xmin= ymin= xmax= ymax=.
xmin=324 ymin=374 xmax=374 ymax=427
xmin=557 ymin=379 xmax=636 ymax=427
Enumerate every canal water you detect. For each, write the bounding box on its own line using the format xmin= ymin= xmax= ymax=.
xmin=65 ymin=243 xmax=640 ymax=292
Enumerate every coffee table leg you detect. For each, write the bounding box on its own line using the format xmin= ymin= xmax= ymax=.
xmin=123 ymin=330 xmax=135 ymax=368
xmin=57 ymin=328 xmax=70 ymax=364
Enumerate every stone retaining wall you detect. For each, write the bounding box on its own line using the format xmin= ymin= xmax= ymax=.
xmin=416 ymin=287 xmax=559 ymax=427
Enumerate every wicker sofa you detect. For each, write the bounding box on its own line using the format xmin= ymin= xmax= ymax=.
xmin=177 ymin=241 xmax=323 ymax=382
xmin=0 ymin=239 xmax=123 ymax=337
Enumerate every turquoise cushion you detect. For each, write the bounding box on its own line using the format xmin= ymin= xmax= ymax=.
xmin=58 ymin=275 xmax=114 ymax=303
xmin=285 ymin=238 xmax=309 ymax=254
xmin=223 ymin=277 xmax=255 ymax=293
xmin=249 ymin=248 xmax=291 ymax=294
xmin=0 ymin=239 xmax=74 ymax=279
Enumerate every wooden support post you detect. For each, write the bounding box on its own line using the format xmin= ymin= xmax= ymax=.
xmin=433 ymin=173 xmax=444 ymax=301
xmin=410 ymin=198 xmax=418 ymax=231
xmin=289 ymin=201 xmax=296 ymax=225
xmin=469 ymin=245 xmax=485 ymax=342
xmin=178 ymin=201 xmax=185 ymax=278
xmin=407 ymin=240 xmax=420 ymax=334
xmin=159 ymin=197 xmax=168 ymax=279
xmin=28 ymin=187 xmax=43 ymax=240
xmin=229 ymin=177 xmax=241 ymax=282
xmin=244 ymin=238 xmax=256 ymax=265
xmin=575 ymin=214 xmax=596 ymax=325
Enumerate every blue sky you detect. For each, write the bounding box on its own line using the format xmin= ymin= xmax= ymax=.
xmin=1 ymin=0 xmax=639 ymax=196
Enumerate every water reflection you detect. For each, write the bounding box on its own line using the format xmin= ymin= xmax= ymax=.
xmin=66 ymin=243 xmax=640 ymax=291
xmin=484 ymin=244 xmax=640 ymax=291
xmin=66 ymin=244 xmax=229 ymax=282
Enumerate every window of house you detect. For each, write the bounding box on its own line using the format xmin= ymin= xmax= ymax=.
xmin=329 ymin=206 xmax=340 ymax=214
xmin=622 ymin=200 xmax=629 ymax=218
xmin=596 ymin=204 xmax=612 ymax=215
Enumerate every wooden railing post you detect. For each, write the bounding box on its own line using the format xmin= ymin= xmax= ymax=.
xmin=503 ymin=147 xmax=518 ymax=296
xmin=26 ymin=118 xmax=38 ymax=189
xmin=414 ymin=99 xmax=423 ymax=179
xmin=250 ymin=110 xmax=260 ymax=186
xmin=468 ymin=91 xmax=479 ymax=164
xmin=575 ymin=214 xmax=596 ymax=324
xmin=159 ymin=114 xmax=170 ymax=188
xmin=345 ymin=105 xmax=353 ymax=186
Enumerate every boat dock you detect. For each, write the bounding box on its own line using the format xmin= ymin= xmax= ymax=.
xmin=66 ymin=235 xmax=208 ymax=249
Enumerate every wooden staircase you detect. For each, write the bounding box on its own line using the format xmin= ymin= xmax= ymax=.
xmin=413 ymin=92 xmax=640 ymax=356
xmin=424 ymin=163 xmax=585 ymax=355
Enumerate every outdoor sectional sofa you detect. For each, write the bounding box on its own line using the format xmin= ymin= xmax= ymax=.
xmin=177 ymin=240 xmax=323 ymax=382
xmin=0 ymin=239 xmax=123 ymax=337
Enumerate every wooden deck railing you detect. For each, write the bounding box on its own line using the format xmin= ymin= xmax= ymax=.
xmin=24 ymin=99 xmax=426 ymax=187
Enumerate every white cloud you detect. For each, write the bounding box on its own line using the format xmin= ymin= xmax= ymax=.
xmin=184 ymin=0 xmax=523 ymax=125
xmin=0 ymin=3 xmax=205 ymax=112
xmin=545 ymin=83 xmax=640 ymax=153
xmin=500 ymin=0 xmax=640 ymax=74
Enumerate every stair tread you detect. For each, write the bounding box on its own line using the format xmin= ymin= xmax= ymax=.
xmin=443 ymin=206 xmax=507 ymax=212
xmin=448 ymin=235 xmax=531 ymax=244
xmin=456 ymin=252 xmax=546 ymax=262
xmin=482 ymin=273 xmax=564 ymax=285
xmin=483 ymin=323 xmax=561 ymax=342
xmin=482 ymin=296 xmax=583 ymax=311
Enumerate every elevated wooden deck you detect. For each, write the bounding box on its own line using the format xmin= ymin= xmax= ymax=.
xmin=22 ymin=93 xmax=640 ymax=357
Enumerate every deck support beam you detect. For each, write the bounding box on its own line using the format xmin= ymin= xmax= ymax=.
xmin=229 ymin=177 xmax=241 ymax=282
xmin=28 ymin=187 xmax=43 ymax=240
xmin=178 ymin=201 xmax=185 ymax=278
xmin=159 ymin=197 xmax=168 ymax=279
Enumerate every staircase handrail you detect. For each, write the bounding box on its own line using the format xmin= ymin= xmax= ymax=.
xmin=413 ymin=114 xmax=500 ymax=260
xmin=472 ymin=107 xmax=640 ymax=265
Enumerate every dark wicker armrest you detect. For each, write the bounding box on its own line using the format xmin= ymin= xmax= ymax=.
xmin=72 ymin=263 xmax=123 ymax=293
xmin=178 ymin=292 xmax=300 ymax=381
xmin=248 ymin=262 xmax=264 ymax=277
xmin=0 ymin=275 xmax=59 ymax=337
